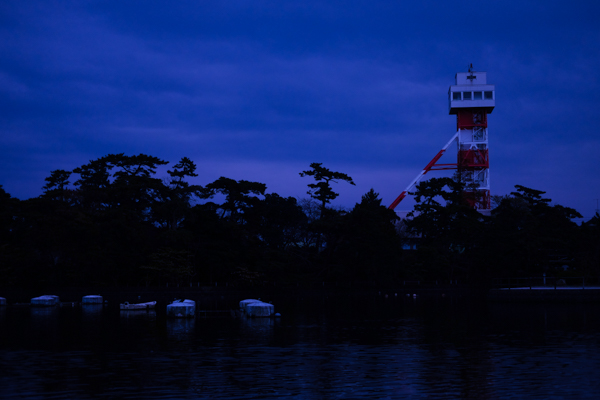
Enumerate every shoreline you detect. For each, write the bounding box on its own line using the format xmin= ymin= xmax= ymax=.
xmin=4 ymin=284 xmax=600 ymax=306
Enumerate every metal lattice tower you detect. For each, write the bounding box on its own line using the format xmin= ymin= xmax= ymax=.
xmin=389 ymin=66 xmax=495 ymax=210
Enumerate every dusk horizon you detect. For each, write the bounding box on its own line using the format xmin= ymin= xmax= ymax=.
xmin=2 ymin=1 xmax=599 ymax=219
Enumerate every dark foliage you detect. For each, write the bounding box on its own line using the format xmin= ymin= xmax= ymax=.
xmin=0 ymin=156 xmax=596 ymax=290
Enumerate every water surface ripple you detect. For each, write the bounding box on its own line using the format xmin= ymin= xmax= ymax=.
xmin=1 ymin=296 xmax=599 ymax=399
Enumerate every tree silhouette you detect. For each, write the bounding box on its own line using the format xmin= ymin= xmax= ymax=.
xmin=299 ymin=162 xmax=355 ymax=217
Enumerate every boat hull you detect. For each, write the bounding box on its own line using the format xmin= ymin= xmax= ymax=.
xmin=120 ymin=301 xmax=156 ymax=310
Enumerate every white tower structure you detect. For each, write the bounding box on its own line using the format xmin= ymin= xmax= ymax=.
xmin=449 ymin=66 xmax=495 ymax=209
xmin=389 ymin=66 xmax=495 ymax=210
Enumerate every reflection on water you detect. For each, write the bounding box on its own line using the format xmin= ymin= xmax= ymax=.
xmin=81 ymin=304 xmax=103 ymax=316
xmin=167 ymin=317 xmax=195 ymax=339
xmin=30 ymin=305 xmax=60 ymax=318
xmin=119 ymin=309 xmax=157 ymax=321
xmin=1 ymin=296 xmax=600 ymax=399
xmin=239 ymin=316 xmax=276 ymax=343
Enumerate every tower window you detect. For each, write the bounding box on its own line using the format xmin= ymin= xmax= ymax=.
xmin=452 ymin=92 xmax=461 ymax=101
xmin=474 ymin=91 xmax=482 ymax=100
xmin=484 ymin=91 xmax=493 ymax=99
xmin=463 ymin=91 xmax=472 ymax=100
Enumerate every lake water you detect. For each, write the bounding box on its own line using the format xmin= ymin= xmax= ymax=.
xmin=1 ymin=294 xmax=600 ymax=399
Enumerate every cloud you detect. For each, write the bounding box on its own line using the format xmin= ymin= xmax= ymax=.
xmin=1 ymin=1 xmax=599 ymax=220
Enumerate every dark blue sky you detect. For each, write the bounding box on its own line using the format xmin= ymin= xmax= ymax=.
xmin=1 ymin=1 xmax=599 ymax=219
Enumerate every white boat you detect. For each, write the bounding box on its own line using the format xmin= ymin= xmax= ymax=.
xmin=166 ymin=299 xmax=196 ymax=318
xmin=82 ymin=295 xmax=103 ymax=305
xmin=31 ymin=295 xmax=60 ymax=306
xmin=239 ymin=299 xmax=276 ymax=317
xmin=120 ymin=301 xmax=156 ymax=310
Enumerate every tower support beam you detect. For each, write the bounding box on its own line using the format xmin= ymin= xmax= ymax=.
xmin=388 ymin=132 xmax=458 ymax=210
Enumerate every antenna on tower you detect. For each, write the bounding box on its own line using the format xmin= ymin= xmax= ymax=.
xmin=468 ymin=63 xmax=473 ymax=72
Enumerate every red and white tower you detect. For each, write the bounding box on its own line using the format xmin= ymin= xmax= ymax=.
xmin=389 ymin=66 xmax=495 ymax=210
xmin=450 ymin=66 xmax=495 ymax=209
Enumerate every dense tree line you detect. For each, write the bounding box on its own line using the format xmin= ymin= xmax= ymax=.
xmin=402 ymin=177 xmax=599 ymax=282
xmin=0 ymin=154 xmax=598 ymax=289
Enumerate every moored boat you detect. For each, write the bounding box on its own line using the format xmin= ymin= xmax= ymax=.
xmin=31 ymin=295 xmax=60 ymax=306
xmin=120 ymin=301 xmax=156 ymax=310
xmin=82 ymin=295 xmax=103 ymax=305
xmin=166 ymin=299 xmax=195 ymax=318
xmin=239 ymin=299 xmax=278 ymax=318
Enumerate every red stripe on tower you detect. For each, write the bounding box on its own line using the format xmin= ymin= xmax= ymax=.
xmin=449 ymin=66 xmax=495 ymax=210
